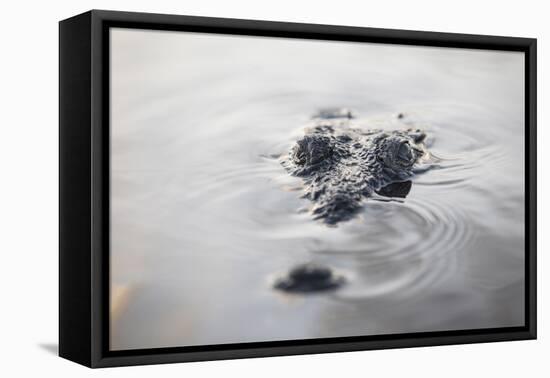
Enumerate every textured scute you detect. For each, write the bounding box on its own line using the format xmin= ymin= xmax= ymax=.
xmin=281 ymin=111 xmax=428 ymax=225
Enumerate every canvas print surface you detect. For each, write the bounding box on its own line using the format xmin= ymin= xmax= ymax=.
xmin=109 ymin=28 xmax=525 ymax=351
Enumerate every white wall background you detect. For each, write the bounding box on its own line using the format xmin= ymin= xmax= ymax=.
xmin=0 ymin=0 xmax=545 ymax=376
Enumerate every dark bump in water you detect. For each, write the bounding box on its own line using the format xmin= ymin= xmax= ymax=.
xmin=281 ymin=108 xmax=430 ymax=225
xmin=314 ymin=108 xmax=355 ymax=120
xmin=376 ymin=180 xmax=412 ymax=198
xmin=274 ymin=263 xmax=345 ymax=293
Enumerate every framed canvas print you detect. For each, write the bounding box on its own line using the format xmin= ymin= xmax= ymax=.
xmin=59 ymin=10 xmax=536 ymax=368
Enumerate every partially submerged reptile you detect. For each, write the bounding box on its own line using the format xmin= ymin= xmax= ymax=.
xmin=281 ymin=109 xmax=430 ymax=225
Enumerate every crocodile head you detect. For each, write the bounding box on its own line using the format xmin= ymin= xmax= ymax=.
xmin=281 ymin=116 xmax=428 ymax=225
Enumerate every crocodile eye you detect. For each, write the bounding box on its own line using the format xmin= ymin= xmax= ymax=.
xmin=292 ymin=140 xmax=308 ymax=165
xmin=292 ymin=135 xmax=332 ymax=166
xmin=409 ymin=130 xmax=426 ymax=143
xmin=396 ymin=141 xmax=413 ymax=164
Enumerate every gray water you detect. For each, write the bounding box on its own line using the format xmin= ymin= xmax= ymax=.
xmin=109 ymin=29 xmax=525 ymax=350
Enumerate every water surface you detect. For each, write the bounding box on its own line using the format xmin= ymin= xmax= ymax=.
xmin=110 ymin=29 xmax=525 ymax=350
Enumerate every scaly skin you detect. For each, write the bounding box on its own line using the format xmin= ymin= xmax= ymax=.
xmin=281 ymin=110 xmax=428 ymax=225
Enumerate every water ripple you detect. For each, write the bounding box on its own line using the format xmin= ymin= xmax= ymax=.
xmin=309 ymin=195 xmax=477 ymax=299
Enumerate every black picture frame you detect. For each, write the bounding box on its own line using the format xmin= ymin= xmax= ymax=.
xmin=59 ymin=9 xmax=537 ymax=368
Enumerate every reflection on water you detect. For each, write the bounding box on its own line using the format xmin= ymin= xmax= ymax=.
xmin=109 ymin=28 xmax=525 ymax=350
